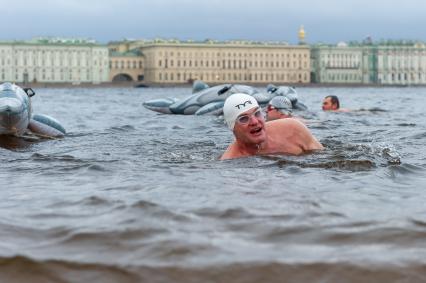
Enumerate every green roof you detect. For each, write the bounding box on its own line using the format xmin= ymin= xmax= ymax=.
xmin=110 ymin=49 xmax=143 ymax=57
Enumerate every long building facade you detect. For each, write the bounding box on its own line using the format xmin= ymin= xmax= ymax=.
xmin=113 ymin=39 xmax=426 ymax=86
xmin=0 ymin=38 xmax=109 ymax=84
xmin=109 ymin=39 xmax=310 ymax=85
xmin=141 ymin=41 xmax=310 ymax=84
xmin=2 ymin=37 xmax=426 ymax=86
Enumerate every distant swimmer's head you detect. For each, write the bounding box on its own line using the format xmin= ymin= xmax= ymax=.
xmin=267 ymin=96 xmax=293 ymax=121
xmin=269 ymin=96 xmax=292 ymax=113
xmin=322 ymin=95 xmax=340 ymax=111
xmin=223 ymin=93 xmax=259 ymax=130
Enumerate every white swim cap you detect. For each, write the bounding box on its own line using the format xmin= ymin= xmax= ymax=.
xmin=223 ymin=93 xmax=259 ymax=130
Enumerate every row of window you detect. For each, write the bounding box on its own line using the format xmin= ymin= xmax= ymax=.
xmin=158 ymin=59 xmax=308 ymax=69
xmin=323 ymin=54 xmax=426 ymax=61
xmin=158 ymin=51 xmax=309 ymax=59
xmin=321 ymin=74 xmax=362 ymax=81
xmin=0 ymin=53 xmax=107 ymax=62
xmin=326 ymin=54 xmax=360 ymax=59
xmin=110 ymin=60 xmax=143 ymax=69
xmin=379 ymin=52 xmax=426 ymax=56
xmin=8 ymin=60 xmax=106 ymax=67
xmin=0 ymin=49 xmax=108 ymax=56
xmin=321 ymin=59 xmax=426 ymax=69
xmin=379 ymin=73 xmax=425 ymax=82
xmin=157 ymin=72 xmax=309 ymax=82
xmin=323 ymin=62 xmax=360 ymax=68
xmin=380 ymin=56 xmax=426 ymax=59
xmin=321 ymin=72 xmax=426 ymax=83
xmin=1 ymin=58 xmax=108 ymax=67
xmin=379 ymin=61 xmax=426 ymax=68
xmin=2 ymin=71 xmax=106 ymax=82
xmin=2 ymin=68 xmax=107 ymax=73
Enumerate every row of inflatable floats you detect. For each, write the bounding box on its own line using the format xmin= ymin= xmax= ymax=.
xmin=0 ymin=80 xmax=305 ymax=140
xmin=142 ymin=80 xmax=307 ymax=115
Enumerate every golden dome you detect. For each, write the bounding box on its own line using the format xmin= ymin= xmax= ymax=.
xmin=298 ymin=25 xmax=305 ymax=41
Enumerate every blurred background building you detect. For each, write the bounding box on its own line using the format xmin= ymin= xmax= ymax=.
xmin=1 ymin=29 xmax=426 ymax=86
xmin=0 ymin=37 xmax=109 ymax=84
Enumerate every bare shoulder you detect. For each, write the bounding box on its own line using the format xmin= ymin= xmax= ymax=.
xmin=267 ymin=118 xmax=323 ymax=151
xmin=266 ymin=118 xmax=308 ymax=133
xmin=220 ymin=145 xmax=233 ymax=160
xmin=338 ymin=108 xmax=351 ymax=112
xmin=220 ymin=143 xmax=240 ymax=160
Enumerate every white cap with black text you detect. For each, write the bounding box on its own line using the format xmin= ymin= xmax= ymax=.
xmin=223 ymin=93 xmax=259 ymax=130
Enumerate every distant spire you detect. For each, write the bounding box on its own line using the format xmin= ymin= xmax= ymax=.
xmin=298 ymin=25 xmax=306 ymax=45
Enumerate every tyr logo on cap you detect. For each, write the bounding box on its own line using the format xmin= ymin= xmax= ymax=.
xmin=235 ymin=100 xmax=252 ymax=109
xmin=223 ymin=93 xmax=259 ymax=130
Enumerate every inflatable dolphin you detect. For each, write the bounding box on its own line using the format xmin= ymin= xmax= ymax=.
xmin=143 ymin=81 xmax=287 ymax=115
xmin=266 ymin=84 xmax=308 ymax=110
xmin=0 ymin=82 xmax=66 ymax=138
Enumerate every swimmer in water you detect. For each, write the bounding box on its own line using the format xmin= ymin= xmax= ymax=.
xmin=266 ymin=96 xmax=293 ymax=121
xmin=322 ymin=95 xmax=350 ymax=112
xmin=266 ymin=96 xmax=307 ymax=124
xmin=220 ymin=93 xmax=323 ymax=160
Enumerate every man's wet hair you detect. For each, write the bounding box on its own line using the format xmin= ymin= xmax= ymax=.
xmin=325 ymin=95 xmax=340 ymax=109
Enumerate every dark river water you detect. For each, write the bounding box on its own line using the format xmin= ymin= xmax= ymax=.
xmin=1 ymin=86 xmax=426 ymax=283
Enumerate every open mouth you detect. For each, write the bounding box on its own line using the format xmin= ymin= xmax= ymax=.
xmin=250 ymin=126 xmax=263 ymax=135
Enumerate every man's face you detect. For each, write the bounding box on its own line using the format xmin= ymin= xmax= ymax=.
xmin=322 ymin=97 xmax=337 ymax=111
xmin=233 ymin=107 xmax=266 ymax=145
xmin=266 ymin=105 xmax=291 ymax=121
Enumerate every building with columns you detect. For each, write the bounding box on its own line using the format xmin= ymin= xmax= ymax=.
xmin=3 ymin=35 xmax=425 ymax=86
xmin=311 ymin=41 xmax=426 ymax=85
xmin=375 ymin=43 xmax=426 ymax=85
xmin=142 ymin=41 xmax=310 ymax=84
xmin=0 ymin=38 xmax=109 ymax=84
xmin=311 ymin=43 xmax=364 ymax=84
xmin=108 ymin=38 xmax=311 ymax=85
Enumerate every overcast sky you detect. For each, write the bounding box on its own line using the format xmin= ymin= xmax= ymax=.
xmin=2 ymin=0 xmax=426 ymax=44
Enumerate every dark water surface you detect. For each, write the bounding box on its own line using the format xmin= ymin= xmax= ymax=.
xmin=1 ymin=86 xmax=426 ymax=283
